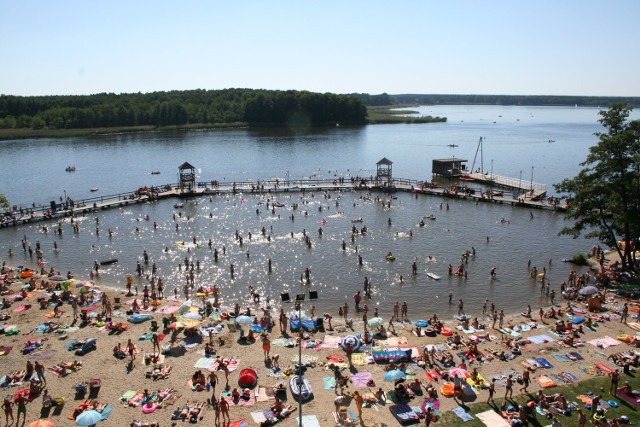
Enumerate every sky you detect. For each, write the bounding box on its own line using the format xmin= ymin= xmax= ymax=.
xmin=1 ymin=0 xmax=639 ymax=97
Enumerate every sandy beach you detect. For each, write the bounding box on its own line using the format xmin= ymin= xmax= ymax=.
xmin=1 ymin=252 xmax=639 ymax=427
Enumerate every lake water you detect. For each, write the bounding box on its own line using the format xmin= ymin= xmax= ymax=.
xmin=0 ymin=105 xmax=632 ymax=319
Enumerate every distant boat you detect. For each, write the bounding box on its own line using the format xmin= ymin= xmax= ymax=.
xmin=447 ymin=144 xmax=458 ymax=148
xmin=90 ymin=188 xmax=98 ymax=192
xmin=173 ymin=203 xmax=184 ymax=209
xmin=150 ymin=171 xmax=161 ymax=175
xmin=65 ymin=166 xmax=76 ymax=172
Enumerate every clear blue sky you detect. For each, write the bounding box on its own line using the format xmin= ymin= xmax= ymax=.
xmin=1 ymin=0 xmax=639 ymax=97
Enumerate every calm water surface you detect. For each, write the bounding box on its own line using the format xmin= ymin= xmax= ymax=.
xmin=1 ymin=105 xmax=634 ymax=319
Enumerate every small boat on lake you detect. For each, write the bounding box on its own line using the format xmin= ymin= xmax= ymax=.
xmin=426 ymin=272 xmax=441 ymax=280
xmin=90 ymin=188 xmax=98 ymax=192
xmin=150 ymin=171 xmax=161 ymax=175
xmin=173 ymin=203 xmax=184 ymax=209
xmin=100 ymin=258 xmax=118 ymax=266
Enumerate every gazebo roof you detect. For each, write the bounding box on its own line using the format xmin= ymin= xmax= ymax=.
xmin=178 ymin=162 xmax=195 ymax=170
xmin=376 ymin=157 xmax=393 ymax=165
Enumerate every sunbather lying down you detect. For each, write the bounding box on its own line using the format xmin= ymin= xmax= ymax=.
xmin=148 ymin=365 xmax=172 ymax=380
xmin=176 ymin=401 xmax=205 ymax=421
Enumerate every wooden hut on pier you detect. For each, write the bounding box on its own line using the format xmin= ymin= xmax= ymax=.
xmin=178 ymin=162 xmax=196 ymax=193
xmin=432 ymin=158 xmax=468 ymax=178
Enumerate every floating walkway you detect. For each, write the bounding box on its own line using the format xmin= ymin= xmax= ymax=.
xmin=0 ymin=177 xmax=565 ymax=229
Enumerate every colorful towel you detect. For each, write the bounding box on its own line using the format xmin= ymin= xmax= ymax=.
xmin=568 ymin=352 xmax=584 ymax=360
xmin=351 ymin=353 xmax=368 ymax=366
xmin=320 ymin=335 xmax=343 ymax=349
xmin=226 ymin=419 xmax=247 ymax=427
xmin=552 ymin=354 xmax=572 ymax=362
xmin=535 ymin=357 xmax=553 ymax=369
xmin=223 ymin=393 xmax=256 ymax=407
xmin=324 ymin=377 xmax=336 ymax=390
xmin=452 ymin=406 xmax=474 ymax=422
xmin=616 ymin=387 xmax=640 ymax=406
xmin=537 ymin=375 xmax=557 ymax=388
xmin=209 ymin=358 xmax=240 ymax=373
xmin=351 ymin=372 xmax=372 ymax=388
xmin=157 ymin=305 xmax=180 ymax=314
xmin=595 ymin=363 xmax=615 ymax=374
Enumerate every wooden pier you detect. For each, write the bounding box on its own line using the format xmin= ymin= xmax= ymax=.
xmin=462 ymin=171 xmax=547 ymax=201
xmin=0 ymin=176 xmax=565 ymax=229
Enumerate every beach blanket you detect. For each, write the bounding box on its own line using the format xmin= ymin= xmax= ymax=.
xmin=616 ymin=387 xmax=640 ymax=406
xmin=398 ymin=346 xmax=420 ymax=359
xmin=568 ymin=352 xmax=584 ymax=361
xmin=595 ymin=363 xmax=615 ymax=374
xmin=254 ymin=387 xmax=275 ymax=402
xmin=226 ymin=419 xmax=247 ymax=427
xmin=223 ymin=392 xmax=256 ymax=407
xmin=324 ymin=377 xmax=336 ymax=390
xmin=552 ymin=354 xmax=572 ymax=363
xmin=297 ymin=414 xmax=321 ymax=427
xmin=588 ymin=336 xmax=622 ymax=348
xmin=535 ymin=357 xmax=553 ymax=369
xmin=194 ymin=358 xmax=214 ymax=369
xmin=157 ymin=305 xmax=180 ymax=314
xmin=351 ymin=371 xmax=372 ymax=388
xmin=537 ymin=375 xmax=557 ymax=388
xmin=208 ymin=358 xmax=240 ymax=373
xmin=351 ymin=353 xmax=368 ymax=366
xmin=320 ymin=335 xmax=343 ymax=349
xmin=475 ymin=410 xmax=510 ymax=427
xmin=379 ymin=336 xmax=409 ymax=346
xmin=452 ymin=406 xmax=474 ymax=422
xmin=291 ymin=354 xmax=317 ymax=366
xmin=389 ymin=404 xmax=419 ymax=425
xmin=528 ymin=334 xmax=555 ymax=344
xmin=561 ymin=372 xmax=578 ymax=382
xmin=250 ymin=410 xmax=270 ymax=424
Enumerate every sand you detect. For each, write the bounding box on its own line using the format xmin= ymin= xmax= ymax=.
xmin=0 ymin=257 xmax=638 ymax=427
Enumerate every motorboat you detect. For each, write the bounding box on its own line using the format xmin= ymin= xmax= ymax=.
xmin=90 ymin=188 xmax=98 ymax=192
xmin=151 ymin=171 xmax=161 ymax=174
xmin=173 ymin=203 xmax=184 ymax=209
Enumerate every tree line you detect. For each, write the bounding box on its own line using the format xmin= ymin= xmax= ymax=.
xmin=0 ymin=89 xmax=368 ymax=130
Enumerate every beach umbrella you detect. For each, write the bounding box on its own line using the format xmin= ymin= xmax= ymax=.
xmin=169 ymin=321 xmax=187 ymax=329
xmin=182 ymin=312 xmax=202 ymax=321
xmin=367 ymin=317 xmax=384 ymax=328
xmin=62 ymin=279 xmax=75 ymax=287
xmin=383 ymin=370 xmax=406 ymax=382
xmin=235 ymin=315 xmax=254 ymax=325
xmin=75 ymin=410 xmax=103 ymax=426
xmin=415 ymin=320 xmax=428 ymax=328
xmin=28 ymin=420 xmax=55 ymax=427
xmin=579 ymin=286 xmax=599 ymax=296
xmin=49 ymin=275 xmax=65 ymax=282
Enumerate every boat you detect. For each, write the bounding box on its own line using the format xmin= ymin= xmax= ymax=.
xmin=386 ymin=255 xmax=396 ymax=262
xmin=447 ymin=144 xmax=459 ymax=147
xmin=100 ymin=258 xmax=118 ymax=266
xmin=150 ymin=171 xmax=161 ymax=175
xmin=65 ymin=166 xmax=76 ymax=172
xmin=426 ymin=272 xmax=441 ymax=280
xmin=423 ymin=215 xmax=436 ymax=220
xmin=90 ymin=188 xmax=99 ymax=192
xmin=289 ymin=375 xmax=313 ymax=402
xmin=459 ymin=177 xmax=475 ymax=182
xmin=351 ymin=218 xmax=363 ymax=223
xmin=173 ymin=203 xmax=184 ymax=209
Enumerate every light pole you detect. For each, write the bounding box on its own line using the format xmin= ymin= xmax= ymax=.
xmin=281 ymin=290 xmax=318 ymax=427
xmin=530 ymin=166 xmax=534 ymax=191
xmin=63 ymin=189 xmax=67 ymax=210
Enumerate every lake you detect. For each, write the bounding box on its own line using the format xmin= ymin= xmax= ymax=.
xmin=0 ymin=105 xmax=629 ymax=319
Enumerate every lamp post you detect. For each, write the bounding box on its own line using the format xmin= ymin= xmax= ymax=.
xmin=530 ymin=166 xmax=534 ymax=191
xmin=63 ymin=189 xmax=67 ymax=210
xmin=281 ymin=290 xmax=318 ymax=427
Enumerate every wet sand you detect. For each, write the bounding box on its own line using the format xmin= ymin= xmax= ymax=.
xmin=0 ymin=253 xmax=638 ymax=427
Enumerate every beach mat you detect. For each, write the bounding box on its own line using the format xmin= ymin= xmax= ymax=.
xmin=297 ymin=414 xmax=321 ymax=427
xmin=452 ymin=406 xmax=474 ymax=422
xmin=535 ymin=357 xmax=553 ymax=369
xmin=528 ymin=334 xmax=555 ymax=344
xmin=351 ymin=371 xmax=372 ymax=388
xmin=616 ymin=388 xmax=640 ymax=406
xmin=226 ymin=420 xmax=247 ymax=427
xmin=475 ymin=409 xmax=510 ymax=426
xmin=324 ymin=377 xmax=336 ymax=390
xmin=320 ymin=335 xmax=343 ymax=349
xmin=588 ymin=336 xmax=622 ymax=348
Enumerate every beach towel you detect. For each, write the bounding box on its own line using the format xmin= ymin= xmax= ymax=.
xmin=628 ymin=322 xmax=640 ymax=331
xmin=323 ymin=376 xmax=336 ymax=390
xmin=254 ymin=387 xmax=274 ymax=402
xmin=595 ymin=363 xmax=615 ymax=374
xmin=320 ymin=335 xmax=343 ymax=349
xmin=616 ymin=387 xmax=640 ymax=406
xmin=291 ymin=353 xmax=317 ymax=366
xmin=226 ymin=419 xmax=247 ymax=427
xmin=120 ymin=390 xmax=136 ymax=402
xmin=528 ymin=334 xmax=555 ymax=344
xmin=251 ymin=410 xmax=268 ymax=423
xmin=551 ymin=374 xmax=570 ymax=384
xmin=350 ymin=371 xmax=372 ymax=388
xmin=297 ymin=415 xmax=321 ymax=427
xmin=157 ymin=305 xmax=180 ymax=314
xmin=475 ymin=410 xmax=510 ymax=427
xmin=100 ymin=404 xmax=113 ymax=420
xmin=588 ymin=336 xmax=622 ymax=348
xmin=351 ymin=353 xmax=368 ymax=366
xmin=209 ymin=358 xmax=240 ymax=373
xmin=452 ymin=406 xmax=474 ymax=422
xmin=537 ymin=375 xmax=557 ymax=388
xmin=568 ymin=352 xmax=584 ymax=361
xmin=194 ymin=358 xmax=214 ymax=369
xmin=561 ymin=372 xmax=578 ymax=382
xmin=398 ymin=346 xmax=420 ymax=359
xmin=552 ymin=354 xmax=572 ymax=363
xmin=389 ymin=404 xmax=420 ymax=425
xmin=535 ymin=357 xmax=553 ymax=369
xmin=223 ymin=392 xmax=256 ymax=407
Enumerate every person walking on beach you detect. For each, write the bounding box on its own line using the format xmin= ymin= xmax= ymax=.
xmin=505 ymin=375 xmax=514 ymax=399
xmin=487 ymin=380 xmax=495 ymax=403
xmin=2 ymin=395 xmax=14 ymax=426
xmin=152 ymin=333 xmax=161 ymax=356
xmin=621 ymin=303 xmax=629 ymax=323
xmin=609 ymin=369 xmax=620 ymax=394
xmin=353 ymin=390 xmax=364 ymax=419
xmin=393 ymin=302 xmax=400 ymax=321
xmin=262 ymin=334 xmax=271 ymax=361
xmin=127 ymin=339 xmax=137 ymax=363
xmin=35 ymin=361 xmax=46 ymax=387
xmin=401 ymin=302 xmax=408 ymax=321
xmin=591 ymin=394 xmax=601 ymax=417
xmin=457 ymin=299 xmax=464 ymax=316
xmin=520 ymin=368 xmax=530 ymax=393
xmin=14 ymin=394 xmax=27 ymax=426
xmin=209 ymin=370 xmax=218 ymax=398
xmin=219 ymin=398 xmax=230 ymax=426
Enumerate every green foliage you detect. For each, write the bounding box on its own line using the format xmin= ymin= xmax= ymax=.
xmin=554 ymin=103 xmax=640 ymax=272
xmin=570 ymin=253 xmax=590 ymax=266
xmin=0 ymin=193 xmax=9 ymax=210
xmin=0 ymin=89 xmax=367 ymax=130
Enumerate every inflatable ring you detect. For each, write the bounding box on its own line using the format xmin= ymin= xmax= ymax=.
xmin=141 ymin=403 xmax=157 ymax=414
xmin=440 ymin=383 xmax=455 ymax=397
xmin=608 ymin=400 xmax=618 ymax=408
xmin=441 ymin=328 xmax=453 ymax=336
xmin=221 ymin=312 xmax=229 ymax=320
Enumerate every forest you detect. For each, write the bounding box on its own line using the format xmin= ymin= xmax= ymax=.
xmin=0 ymin=89 xmax=367 ymax=130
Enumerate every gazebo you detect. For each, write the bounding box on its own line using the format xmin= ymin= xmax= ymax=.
xmin=178 ymin=162 xmax=196 ymax=193
xmin=376 ymin=157 xmax=393 ymax=187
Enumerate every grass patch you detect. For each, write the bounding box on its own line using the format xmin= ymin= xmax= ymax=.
xmin=436 ymin=376 xmax=639 ymax=427
xmin=366 ymin=105 xmax=447 ymax=124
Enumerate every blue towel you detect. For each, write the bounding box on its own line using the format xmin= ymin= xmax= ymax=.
xmin=535 ymin=357 xmax=553 ymax=369
xmin=452 ymin=406 xmax=474 ymax=421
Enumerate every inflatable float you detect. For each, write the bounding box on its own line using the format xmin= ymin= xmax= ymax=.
xmin=290 ymin=375 xmax=313 ymax=402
